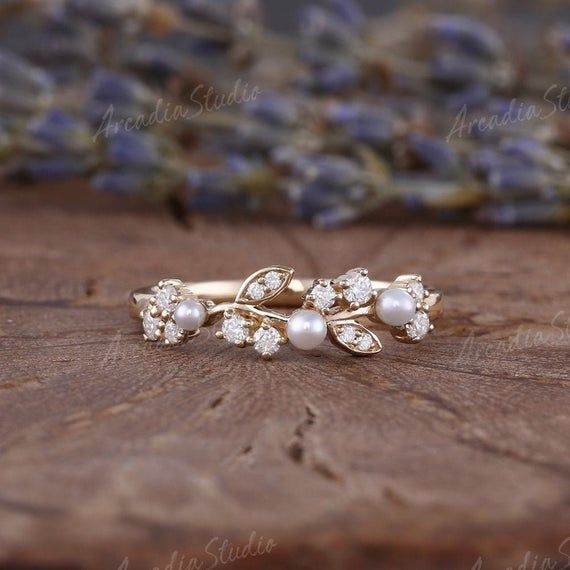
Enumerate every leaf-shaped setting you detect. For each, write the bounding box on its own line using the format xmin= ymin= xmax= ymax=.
xmin=328 ymin=320 xmax=382 ymax=356
xmin=235 ymin=266 xmax=294 ymax=305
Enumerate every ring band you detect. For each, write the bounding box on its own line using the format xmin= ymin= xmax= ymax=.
xmin=129 ymin=266 xmax=443 ymax=358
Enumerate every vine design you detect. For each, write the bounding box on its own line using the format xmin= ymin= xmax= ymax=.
xmin=139 ymin=266 xmax=434 ymax=358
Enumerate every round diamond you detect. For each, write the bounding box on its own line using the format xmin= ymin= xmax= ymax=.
xmin=253 ymin=326 xmax=282 ymax=356
xmin=264 ymin=271 xmax=282 ymax=290
xmin=338 ymin=325 xmax=357 ymax=345
xmin=309 ymin=283 xmax=336 ymax=310
xmin=357 ymin=333 xmax=373 ymax=351
xmin=406 ymin=311 xmax=430 ymax=341
xmin=408 ymin=279 xmax=424 ymax=301
xmin=342 ymin=270 xmax=372 ymax=304
xmin=247 ymin=282 xmax=265 ymax=300
xmin=143 ymin=311 xmax=160 ymax=340
xmin=222 ymin=315 xmax=249 ymax=344
xmin=164 ymin=321 xmax=182 ymax=344
xmin=156 ymin=285 xmax=177 ymax=312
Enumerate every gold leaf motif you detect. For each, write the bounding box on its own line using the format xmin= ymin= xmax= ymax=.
xmin=235 ymin=266 xmax=295 ymax=305
xmin=328 ymin=320 xmax=382 ymax=355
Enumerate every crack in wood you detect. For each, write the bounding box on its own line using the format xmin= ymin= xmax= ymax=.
xmin=83 ymin=277 xmax=97 ymax=298
xmin=286 ymin=404 xmax=342 ymax=483
xmin=208 ymin=392 xmax=228 ymax=410
xmin=456 ymin=432 xmax=570 ymax=478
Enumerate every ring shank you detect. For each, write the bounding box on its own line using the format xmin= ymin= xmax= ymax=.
xmin=129 ymin=279 xmax=443 ymax=320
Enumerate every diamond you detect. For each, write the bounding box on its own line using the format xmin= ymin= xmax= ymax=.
xmin=253 ymin=326 xmax=282 ymax=356
xmin=357 ymin=333 xmax=373 ymax=351
xmin=408 ymin=279 xmax=424 ymax=301
xmin=264 ymin=271 xmax=282 ymax=290
xmin=143 ymin=311 xmax=160 ymax=340
xmin=341 ymin=270 xmax=372 ymax=304
xmin=164 ymin=321 xmax=182 ymax=344
xmin=406 ymin=311 xmax=430 ymax=341
xmin=308 ymin=283 xmax=336 ymax=310
xmin=222 ymin=315 xmax=249 ymax=344
xmin=247 ymin=282 xmax=265 ymax=300
xmin=156 ymin=285 xmax=177 ymax=312
xmin=338 ymin=325 xmax=357 ymax=345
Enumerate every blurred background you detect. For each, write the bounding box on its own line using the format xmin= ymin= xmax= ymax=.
xmin=1 ymin=0 xmax=569 ymax=228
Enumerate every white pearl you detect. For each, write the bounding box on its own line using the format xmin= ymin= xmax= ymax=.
xmin=287 ymin=309 xmax=327 ymax=350
xmin=375 ymin=288 xmax=416 ymax=326
xmin=173 ymin=299 xmax=207 ymax=331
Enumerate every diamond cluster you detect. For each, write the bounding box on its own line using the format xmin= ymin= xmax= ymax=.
xmin=339 ymin=269 xmax=373 ymax=305
xmin=253 ymin=326 xmax=282 ymax=357
xmin=244 ymin=270 xmax=284 ymax=301
xmin=221 ymin=314 xmax=249 ymax=345
xmin=141 ymin=280 xmax=188 ymax=346
xmin=306 ymin=268 xmax=374 ymax=314
xmin=406 ymin=310 xmax=430 ymax=341
xmin=338 ymin=325 xmax=375 ymax=352
xmin=307 ymin=282 xmax=337 ymax=310
xmin=220 ymin=313 xmax=285 ymax=358
xmin=403 ymin=277 xmax=431 ymax=341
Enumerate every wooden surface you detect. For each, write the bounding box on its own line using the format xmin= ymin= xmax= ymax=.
xmin=0 ymin=183 xmax=569 ymax=570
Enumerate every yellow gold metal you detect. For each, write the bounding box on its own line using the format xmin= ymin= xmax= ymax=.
xmin=130 ymin=267 xmax=444 ymax=358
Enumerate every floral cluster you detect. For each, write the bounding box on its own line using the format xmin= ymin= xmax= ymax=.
xmin=304 ymin=268 xmax=374 ymax=313
xmin=216 ymin=267 xmax=293 ymax=358
xmin=141 ymin=279 xmax=196 ymax=346
xmin=388 ymin=276 xmax=433 ymax=343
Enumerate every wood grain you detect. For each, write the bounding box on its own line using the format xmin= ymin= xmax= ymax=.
xmin=0 ymin=183 xmax=569 ymax=570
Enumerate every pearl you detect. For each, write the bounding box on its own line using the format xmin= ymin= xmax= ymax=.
xmin=173 ymin=299 xmax=207 ymax=331
xmin=375 ymin=288 xmax=416 ymax=326
xmin=287 ymin=309 xmax=327 ymax=350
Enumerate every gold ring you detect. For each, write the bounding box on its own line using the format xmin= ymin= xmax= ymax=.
xmin=129 ymin=266 xmax=443 ymax=359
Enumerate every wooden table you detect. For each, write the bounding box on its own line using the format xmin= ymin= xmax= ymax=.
xmin=0 ymin=184 xmax=569 ymax=570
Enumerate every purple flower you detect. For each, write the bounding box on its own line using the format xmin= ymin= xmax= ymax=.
xmin=118 ymin=39 xmax=187 ymax=82
xmin=0 ymin=49 xmax=53 ymax=121
xmin=406 ymin=133 xmax=460 ymax=177
xmin=27 ymin=110 xmax=91 ymax=154
xmin=476 ymin=201 xmax=568 ymax=225
xmin=444 ymin=84 xmax=490 ymax=111
xmin=487 ymin=163 xmax=549 ymax=200
xmin=185 ymin=156 xmax=258 ymax=211
xmin=244 ymin=93 xmax=300 ymax=127
xmin=431 ymin=52 xmax=491 ymax=88
xmin=166 ymin=0 xmax=261 ymax=30
xmin=429 ymin=16 xmax=505 ymax=62
xmin=65 ymin=0 xmax=146 ymax=26
xmin=327 ymin=0 xmax=364 ymax=28
xmin=291 ymin=154 xmax=361 ymax=187
xmin=0 ymin=12 xmax=95 ymax=73
xmin=300 ymin=5 xmax=355 ymax=48
xmin=499 ymin=138 xmax=565 ymax=172
xmin=85 ymin=69 xmax=155 ymax=125
xmin=105 ymin=131 xmax=162 ymax=169
xmin=91 ymin=171 xmax=146 ymax=195
xmin=0 ymin=49 xmax=52 ymax=93
xmin=17 ymin=156 xmax=93 ymax=180
xmin=326 ymin=102 xmax=400 ymax=148
xmin=303 ymin=60 xmax=360 ymax=93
